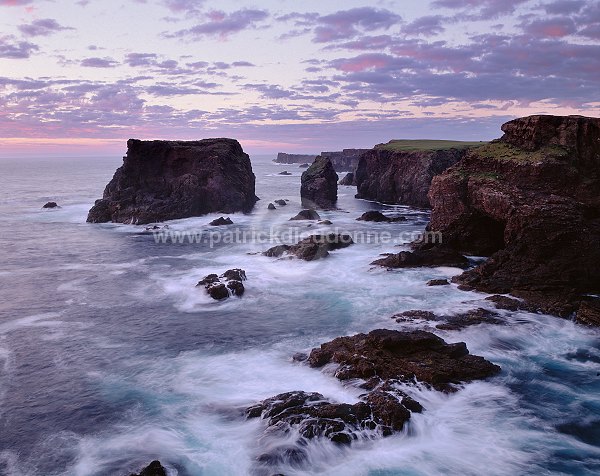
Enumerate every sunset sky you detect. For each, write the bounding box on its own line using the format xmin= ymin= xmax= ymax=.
xmin=1 ymin=0 xmax=599 ymax=156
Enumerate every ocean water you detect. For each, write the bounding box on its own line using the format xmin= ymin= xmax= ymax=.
xmin=0 ymin=155 xmax=599 ymax=476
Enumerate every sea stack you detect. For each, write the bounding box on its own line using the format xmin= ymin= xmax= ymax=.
xmin=300 ymin=156 xmax=338 ymax=209
xmin=87 ymin=139 xmax=257 ymax=224
xmin=423 ymin=115 xmax=600 ymax=319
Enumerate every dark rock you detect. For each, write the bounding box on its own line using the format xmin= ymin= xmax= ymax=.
xmin=318 ymin=220 xmax=332 ymax=225
xmin=196 ymin=274 xmax=219 ymax=286
xmin=278 ymin=171 xmax=292 ymax=175
xmin=299 ymin=163 xmax=310 ymax=168
xmin=435 ymin=308 xmax=504 ymax=330
xmin=576 ymin=300 xmax=600 ymax=327
xmin=424 ymin=115 xmax=600 ymax=318
xmin=42 ymin=201 xmax=59 ymax=208
xmin=371 ymin=247 xmax=468 ymax=268
xmin=427 ymin=279 xmax=450 ymax=286
xmin=339 ymin=172 xmax=355 ymax=186
xmin=209 ymin=216 xmax=233 ymax=226
xmin=227 ymin=280 xmax=245 ymax=297
xmin=300 ymin=157 xmax=338 ymax=209
xmin=265 ymin=234 xmax=353 ymax=261
xmin=263 ymin=244 xmax=291 ymax=258
xmin=357 ymin=211 xmax=406 ymax=222
xmin=485 ymin=295 xmax=540 ymax=313
xmin=207 ymin=283 xmax=229 ymax=300
xmin=87 ymin=139 xmax=257 ymax=224
xmin=392 ymin=310 xmax=437 ymax=322
xmin=320 ymin=149 xmax=370 ymax=172
xmin=289 ymin=209 xmax=321 ymax=221
xmin=130 ymin=460 xmax=167 ymax=476
xmin=292 ymin=352 xmax=308 ymax=362
xmin=222 ymin=268 xmax=246 ymax=281
xmin=274 ymin=199 xmax=287 ymax=206
xmin=308 ymin=329 xmax=500 ymax=391
xmin=267 ymin=203 xmax=276 ymax=210
xmin=355 ymin=143 xmax=469 ymax=208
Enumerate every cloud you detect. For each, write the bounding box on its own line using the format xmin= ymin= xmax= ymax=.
xmin=18 ymin=18 xmax=73 ymax=37
xmin=522 ymin=17 xmax=576 ymax=38
xmin=432 ymin=0 xmax=530 ymax=19
xmin=125 ymin=53 xmax=158 ymax=67
xmin=80 ymin=57 xmax=119 ymax=68
xmin=0 ymin=0 xmax=34 ymax=5
xmin=543 ymin=0 xmax=585 ymax=15
xmin=0 ymin=35 xmax=38 ymax=58
xmin=403 ymin=15 xmax=446 ymax=36
xmin=169 ymin=9 xmax=269 ymax=39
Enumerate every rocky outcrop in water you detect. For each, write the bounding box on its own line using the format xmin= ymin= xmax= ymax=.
xmin=87 ymin=139 xmax=257 ymax=224
xmin=42 ymin=201 xmax=59 ymax=208
xmin=392 ymin=308 xmax=504 ymax=330
xmin=339 ymin=172 xmax=355 ymax=186
xmin=355 ymin=142 xmax=473 ymax=207
xmin=209 ymin=216 xmax=233 ymax=226
xmin=321 ymin=149 xmax=370 ymax=172
xmin=196 ymin=269 xmax=246 ymax=300
xmin=371 ymin=248 xmax=468 ymax=268
xmin=129 ymin=460 xmax=167 ymax=476
xmin=300 ymin=157 xmax=338 ymax=209
xmin=289 ymin=209 xmax=321 ymax=220
xmin=357 ymin=211 xmax=406 ymax=222
xmin=264 ymin=233 xmax=353 ymax=261
xmin=275 ymin=153 xmax=317 ymax=164
xmin=422 ymin=115 xmax=600 ymax=318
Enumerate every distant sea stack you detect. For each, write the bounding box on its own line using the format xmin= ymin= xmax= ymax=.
xmin=355 ymin=140 xmax=480 ymax=208
xmin=423 ymin=115 xmax=600 ymax=320
xmin=321 ymin=149 xmax=370 ymax=172
xmin=275 ymin=153 xmax=318 ymax=164
xmin=301 ymin=156 xmax=338 ymax=209
xmin=87 ymin=139 xmax=257 ymax=224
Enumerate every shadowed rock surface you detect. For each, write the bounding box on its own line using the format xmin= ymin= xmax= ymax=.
xmin=321 ymin=149 xmax=370 ymax=172
xmin=289 ymin=209 xmax=321 ymax=220
xmin=300 ymin=157 xmax=338 ymax=209
xmin=339 ymin=172 xmax=356 ymax=186
xmin=87 ymin=139 xmax=257 ymax=224
xmin=423 ymin=115 xmax=600 ymax=318
xmin=275 ymin=153 xmax=317 ymax=164
xmin=196 ymin=268 xmax=247 ymax=300
xmin=308 ymin=329 xmax=501 ymax=392
xmin=42 ymin=201 xmax=59 ymax=208
xmin=264 ymin=234 xmax=353 ymax=261
xmin=355 ymin=141 xmax=475 ymax=207
xmin=357 ymin=211 xmax=406 ymax=222
xmin=209 ymin=216 xmax=233 ymax=226
xmin=371 ymin=248 xmax=468 ymax=268
xmin=129 ymin=460 xmax=167 ymax=476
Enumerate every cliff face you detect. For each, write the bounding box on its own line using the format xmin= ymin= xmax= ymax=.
xmin=425 ymin=115 xmax=600 ymax=319
xmin=275 ymin=153 xmax=317 ymax=164
xmin=355 ymin=143 xmax=471 ymax=208
xmin=87 ymin=139 xmax=257 ymax=224
xmin=301 ymin=156 xmax=338 ymax=209
xmin=320 ymin=149 xmax=370 ymax=172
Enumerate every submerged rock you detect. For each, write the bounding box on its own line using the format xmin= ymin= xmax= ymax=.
xmin=264 ymin=233 xmax=354 ymax=261
xmin=392 ymin=308 xmax=504 ymax=330
xmin=87 ymin=138 xmax=257 ymax=224
xmin=274 ymin=199 xmax=287 ymax=206
xmin=308 ymin=329 xmax=500 ymax=391
xmin=129 ymin=460 xmax=167 ymax=476
xmin=371 ymin=247 xmax=468 ymax=268
xmin=289 ymin=209 xmax=321 ymax=221
xmin=42 ymin=201 xmax=59 ymax=209
xmin=357 ymin=211 xmax=406 ymax=222
xmin=196 ymin=268 xmax=247 ymax=300
xmin=427 ymin=279 xmax=450 ymax=286
xmin=300 ymin=156 xmax=338 ymax=209
xmin=209 ymin=216 xmax=233 ymax=226
xmin=278 ymin=170 xmax=292 ymax=175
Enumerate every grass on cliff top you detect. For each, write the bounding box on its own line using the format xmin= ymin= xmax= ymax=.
xmin=375 ymin=139 xmax=486 ymax=151
xmin=474 ymin=141 xmax=569 ymax=162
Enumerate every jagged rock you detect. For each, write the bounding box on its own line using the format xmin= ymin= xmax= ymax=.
xmin=87 ymin=139 xmax=257 ymax=224
xmin=371 ymin=247 xmax=468 ymax=268
xmin=300 ymin=157 xmax=338 ymax=209
xmin=308 ymin=329 xmax=500 ymax=391
xmin=339 ymin=172 xmax=356 ymax=186
xmin=485 ymin=295 xmax=540 ymax=312
xmin=576 ymin=300 xmax=600 ymax=326
xmin=355 ymin=141 xmax=472 ymax=207
xmin=357 ymin=211 xmax=406 ymax=222
xmin=42 ymin=201 xmax=59 ymax=208
xmin=435 ymin=308 xmax=504 ymax=330
xmin=196 ymin=268 xmax=246 ymax=300
xmin=130 ymin=460 xmax=167 ymax=476
xmin=274 ymin=199 xmax=287 ymax=206
xmin=264 ymin=234 xmax=354 ymax=261
xmin=427 ymin=279 xmax=450 ymax=286
xmin=209 ymin=216 xmax=233 ymax=226
xmin=267 ymin=203 xmax=276 ymax=210
xmin=289 ymin=209 xmax=321 ymax=220
xmin=278 ymin=171 xmax=292 ymax=175
xmin=392 ymin=310 xmax=437 ymax=322
xmin=423 ymin=115 xmax=600 ymax=319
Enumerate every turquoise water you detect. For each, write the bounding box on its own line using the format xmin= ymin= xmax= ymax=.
xmin=0 ymin=155 xmax=598 ymax=475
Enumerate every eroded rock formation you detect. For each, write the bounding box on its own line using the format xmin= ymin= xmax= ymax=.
xmin=300 ymin=156 xmax=338 ymax=209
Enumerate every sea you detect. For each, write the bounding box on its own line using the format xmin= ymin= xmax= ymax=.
xmin=0 ymin=155 xmax=599 ymax=476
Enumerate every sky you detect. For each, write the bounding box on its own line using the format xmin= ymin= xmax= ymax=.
xmin=0 ymin=0 xmax=599 ymax=157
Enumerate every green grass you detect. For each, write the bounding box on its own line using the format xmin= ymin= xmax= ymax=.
xmin=473 ymin=142 xmax=569 ymax=163
xmin=375 ymin=139 xmax=486 ymax=152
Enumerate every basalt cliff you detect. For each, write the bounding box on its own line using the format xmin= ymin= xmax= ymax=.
xmin=355 ymin=140 xmax=479 ymax=208
xmin=87 ymin=139 xmax=257 ymax=224
xmin=423 ymin=115 xmax=600 ymax=321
